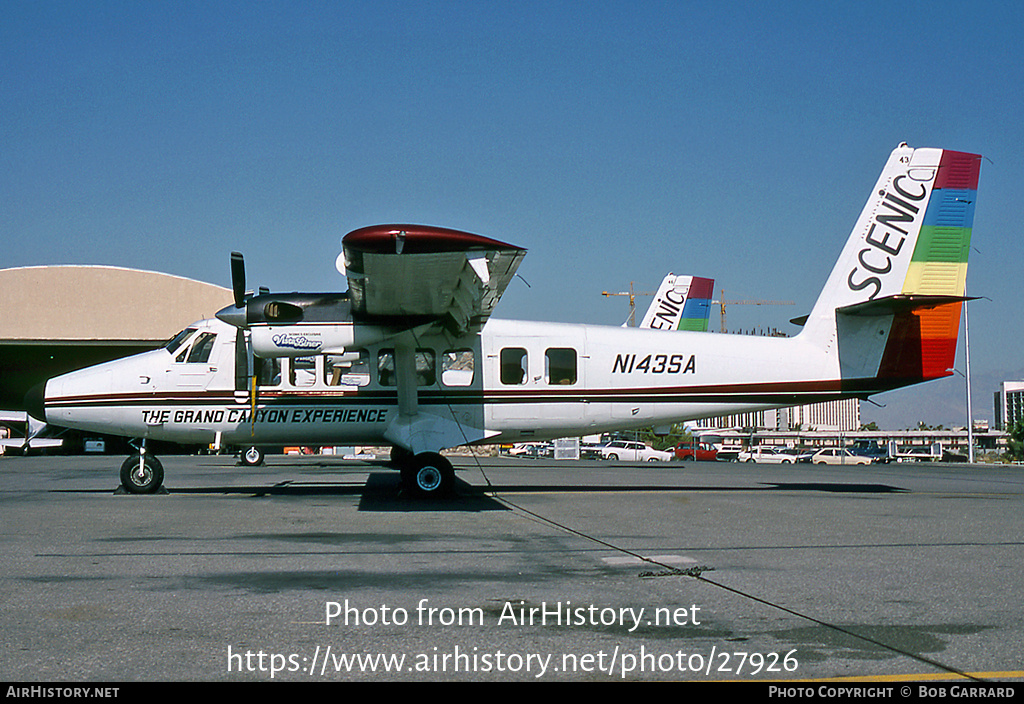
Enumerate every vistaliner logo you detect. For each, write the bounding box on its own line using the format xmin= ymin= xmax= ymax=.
xmin=272 ymin=332 xmax=321 ymax=350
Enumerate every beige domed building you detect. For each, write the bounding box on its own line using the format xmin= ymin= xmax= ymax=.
xmin=0 ymin=265 xmax=231 ymax=411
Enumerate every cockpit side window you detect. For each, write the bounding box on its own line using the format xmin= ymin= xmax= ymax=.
xmin=186 ymin=332 xmax=217 ymax=364
xmin=164 ymin=328 xmax=197 ymax=355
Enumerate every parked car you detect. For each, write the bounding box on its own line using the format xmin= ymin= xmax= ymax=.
xmin=674 ymin=442 xmax=719 ymax=461
xmin=599 ymin=440 xmax=673 ymax=462
xmin=737 ymin=447 xmax=796 ymax=464
xmin=715 ymin=447 xmax=742 ymax=462
xmin=850 ymin=440 xmax=891 ymax=463
xmin=507 ymin=442 xmax=553 ymax=458
xmin=782 ymin=448 xmax=817 ymax=463
xmin=809 ymin=448 xmax=873 ymax=465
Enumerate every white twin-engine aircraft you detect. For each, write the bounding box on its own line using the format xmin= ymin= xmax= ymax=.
xmin=27 ymin=144 xmax=981 ymax=497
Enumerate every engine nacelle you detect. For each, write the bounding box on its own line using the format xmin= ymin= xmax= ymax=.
xmin=250 ymin=322 xmax=392 ymax=358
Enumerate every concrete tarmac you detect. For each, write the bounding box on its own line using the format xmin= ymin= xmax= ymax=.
xmin=1 ymin=453 xmax=1022 ymax=682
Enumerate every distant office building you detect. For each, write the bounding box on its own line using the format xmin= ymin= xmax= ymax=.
xmin=694 ymin=398 xmax=860 ymax=433
xmin=779 ymin=398 xmax=861 ymax=432
xmin=994 ymin=381 xmax=1024 ymax=430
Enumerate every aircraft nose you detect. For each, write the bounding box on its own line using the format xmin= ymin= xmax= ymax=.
xmin=216 ymin=303 xmax=248 ymax=329
xmin=25 ymin=382 xmax=47 ymax=423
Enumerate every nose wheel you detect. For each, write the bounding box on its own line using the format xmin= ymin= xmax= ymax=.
xmin=119 ymin=453 xmax=165 ymax=494
xmin=240 ymin=446 xmax=265 ymax=466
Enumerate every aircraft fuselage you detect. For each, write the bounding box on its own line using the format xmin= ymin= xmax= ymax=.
xmin=38 ymin=316 xmax=846 ymax=451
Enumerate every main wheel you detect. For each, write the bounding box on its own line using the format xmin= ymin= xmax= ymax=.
xmin=119 ymin=454 xmax=165 ymax=494
xmin=390 ymin=446 xmax=414 ymax=465
xmin=240 ymin=446 xmax=265 ymax=466
xmin=403 ymin=452 xmax=455 ymax=498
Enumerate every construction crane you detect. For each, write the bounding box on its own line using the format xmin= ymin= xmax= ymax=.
xmin=714 ymin=290 xmax=794 ymax=333
xmin=602 ymin=282 xmax=793 ymax=332
xmin=601 ymin=282 xmax=650 ymax=327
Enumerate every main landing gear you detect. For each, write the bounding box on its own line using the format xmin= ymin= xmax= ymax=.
xmin=392 ymin=448 xmax=455 ymax=498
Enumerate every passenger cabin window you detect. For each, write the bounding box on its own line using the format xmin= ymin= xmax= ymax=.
xmin=378 ymin=349 xmax=437 ymax=387
xmin=325 ymin=351 xmax=370 ymax=387
xmin=500 ymin=348 xmax=528 ymax=385
xmin=186 ymin=332 xmax=217 ymax=364
xmin=257 ymin=357 xmax=282 ymax=387
xmin=289 ymin=356 xmax=317 ymax=387
xmin=416 ymin=350 xmax=436 ymax=386
xmin=545 ymin=347 xmax=576 ymax=385
xmin=441 ymin=349 xmax=474 ymax=387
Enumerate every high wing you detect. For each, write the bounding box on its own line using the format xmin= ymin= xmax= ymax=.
xmin=215 ymin=224 xmax=526 ymax=359
xmin=341 ymin=225 xmax=527 ymax=335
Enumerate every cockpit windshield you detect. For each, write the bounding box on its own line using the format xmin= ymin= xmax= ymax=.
xmin=164 ymin=328 xmax=197 ymax=355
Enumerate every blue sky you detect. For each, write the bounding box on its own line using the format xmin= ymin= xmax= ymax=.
xmin=3 ymin=1 xmax=1022 ymax=428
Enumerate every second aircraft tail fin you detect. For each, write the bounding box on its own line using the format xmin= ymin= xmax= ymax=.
xmin=639 ymin=275 xmax=715 ymax=332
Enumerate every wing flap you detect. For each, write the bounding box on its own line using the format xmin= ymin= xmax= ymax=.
xmin=342 ymin=225 xmax=526 ymax=333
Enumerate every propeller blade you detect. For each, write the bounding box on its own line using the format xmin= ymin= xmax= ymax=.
xmin=230 ymin=252 xmax=247 ymax=308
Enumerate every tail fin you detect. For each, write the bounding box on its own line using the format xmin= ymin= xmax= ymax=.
xmin=800 ymin=144 xmax=981 ymax=389
xmin=639 ymin=275 xmax=715 ymax=332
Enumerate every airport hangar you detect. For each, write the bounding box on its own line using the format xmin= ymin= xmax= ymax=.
xmin=0 ymin=265 xmax=231 ymax=414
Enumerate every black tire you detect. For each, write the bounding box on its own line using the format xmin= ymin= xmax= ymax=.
xmin=404 ymin=452 xmax=454 ymax=498
xmin=240 ymin=446 xmax=265 ymax=466
xmin=119 ymin=454 xmax=164 ymax=494
xmin=390 ymin=446 xmax=414 ymax=465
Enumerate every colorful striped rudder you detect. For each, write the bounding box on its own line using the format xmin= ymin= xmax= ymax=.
xmin=882 ymin=149 xmax=980 ymax=381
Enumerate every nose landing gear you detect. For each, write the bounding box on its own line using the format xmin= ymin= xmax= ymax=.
xmin=119 ymin=451 xmax=165 ymax=494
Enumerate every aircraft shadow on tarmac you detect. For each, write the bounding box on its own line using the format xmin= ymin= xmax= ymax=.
xmin=53 ymin=473 xmax=908 ymax=512
xmin=141 ymin=473 xmax=510 ymax=512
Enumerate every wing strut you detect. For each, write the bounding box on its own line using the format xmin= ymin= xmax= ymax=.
xmin=394 ymin=342 xmax=419 ymax=419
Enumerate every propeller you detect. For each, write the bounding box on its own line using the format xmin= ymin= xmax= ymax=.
xmin=224 ymin=252 xmax=260 ymax=437
xmin=218 ymin=252 xmax=253 ymax=330
xmin=230 ymin=251 xmax=247 ymax=309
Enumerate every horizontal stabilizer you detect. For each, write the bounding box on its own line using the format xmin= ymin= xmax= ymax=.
xmin=838 ymin=294 xmax=976 ymax=317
